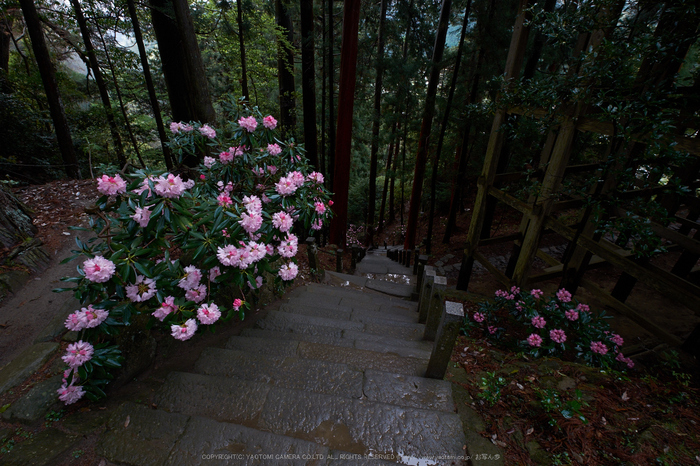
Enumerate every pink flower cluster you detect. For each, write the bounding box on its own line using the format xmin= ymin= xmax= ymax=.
xmin=267 ymin=143 xmax=282 ymax=156
xmin=179 ymin=265 xmax=203 ymax=291
xmin=590 ymin=341 xmax=608 ymax=355
xmin=565 ymin=309 xmax=579 ymax=321
xmin=556 ymin=289 xmax=572 ymax=303
xmin=239 ymin=116 xmax=257 ymax=132
xmin=170 ymin=121 xmax=193 ymax=133
xmin=199 ymin=124 xmax=216 ymax=139
xmin=473 ymin=312 xmax=485 ymax=323
xmin=126 ymin=275 xmax=157 ymax=302
xmin=171 ymin=318 xmax=198 ymax=341
xmin=217 ymin=241 xmax=268 ymax=269
xmin=527 ymin=334 xmax=543 ymax=347
xmin=278 ymin=234 xmax=298 ymax=258
xmin=550 ymin=329 xmax=567 ymax=344
xmin=197 ymin=303 xmax=221 ymax=325
xmin=153 ymin=296 xmax=178 ymax=321
xmin=531 ymin=316 xmax=546 ymax=329
xmin=275 ymin=171 xmax=306 ymax=197
xmin=154 ymin=174 xmax=192 ymax=199
xmin=308 ymin=172 xmax=324 ymax=184
xmin=278 ymin=262 xmax=298 ymax=281
xmin=62 ymin=340 xmax=94 ymax=368
xmin=57 ymin=381 xmax=85 ymax=405
xmin=272 ymin=211 xmax=294 ymax=232
xmin=133 ymin=206 xmax=151 ymax=227
xmin=83 ymin=256 xmax=115 ymax=283
xmin=263 ymin=115 xmax=277 ymax=129
xmin=616 ymin=352 xmax=634 ymax=368
xmin=97 ymin=174 xmax=127 ymax=196
xmin=65 ymin=305 xmax=109 ymax=331
xmin=233 ymin=298 xmax=244 ymax=310
xmin=530 ymin=289 xmax=544 ymax=299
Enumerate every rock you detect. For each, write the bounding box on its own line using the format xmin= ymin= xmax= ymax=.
xmin=435 ymin=261 xmax=444 ymax=267
xmin=538 ymin=359 xmax=561 ymax=374
xmin=0 ymin=428 xmax=78 ymax=466
xmin=2 ymin=375 xmax=63 ymax=424
xmin=0 ymin=342 xmax=58 ymax=395
xmin=33 ymin=299 xmax=78 ymax=344
xmin=557 ymin=376 xmax=577 ymax=391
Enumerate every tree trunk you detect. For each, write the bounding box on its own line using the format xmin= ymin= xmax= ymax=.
xmin=70 ymin=0 xmax=126 ymax=168
xmin=0 ymin=11 xmax=12 ymax=74
xmin=18 ymin=0 xmax=80 ymax=179
xmin=328 ymin=0 xmax=361 ymax=249
xmin=127 ymin=0 xmax=173 ymax=169
xmin=378 ymin=120 xmax=397 ymax=232
xmin=276 ymin=0 xmax=296 ymax=136
xmin=404 ymin=0 xmax=452 ymax=250
xmin=236 ymin=0 xmax=249 ymax=101
xmin=327 ymin=0 xmax=335 ymax=191
xmin=366 ymin=0 xmax=388 ymax=247
xmin=426 ymin=0 xmax=471 ymax=253
xmin=300 ymin=0 xmax=318 ymax=168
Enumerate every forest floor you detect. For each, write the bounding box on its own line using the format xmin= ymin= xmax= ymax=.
xmin=0 ymin=179 xmax=699 ymax=465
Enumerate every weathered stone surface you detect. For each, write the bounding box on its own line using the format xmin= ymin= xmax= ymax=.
xmin=362 ymin=370 xmax=454 ymax=413
xmin=155 ymin=372 xmax=269 ymax=424
xmin=2 ymin=375 xmax=62 ymax=424
xmin=296 ymin=341 xmax=427 ymax=376
xmin=363 ymin=321 xmax=425 ymax=341
xmin=257 ymin=311 xmax=364 ymax=336
xmin=33 ymin=299 xmax=77 ymax=343
xmin=167 ymin=415 xmax=330 ymax=466
xmin=258 ymin=387 xmax=465 ymax=464
xmin=226 ymin=336 xmax=301 ymax=357
xmin=280 ymin=303 xmax=353 ymax=321
xmin=0 ymin=342 xmax=58 ymax=394
xmin=240 ymin=329 xmax=355 ymax=348
xmin=365 ymin=279 xmax=413 ymax=298
xmin=194 ymin=347 xmax=364 ymax=398
xmin=353 ymin=339 xmax=432 ymax=360
xmin=349 ymin=309 xmax=417 ymax=325
xmin=342 ymin=330 xmax=433 ymax=352
xmin=1 ymin=428 xmax=78 ymax=466
xmin=98 ymin=402 xmax=188 ymax=466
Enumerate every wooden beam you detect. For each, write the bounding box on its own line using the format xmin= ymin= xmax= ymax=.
xmin=487 ymin=186 xmax=531 ymax=214
xmin=473 ymin=250 xmax=511 ymax=288
xmin=479 ymin=233 xmax=522 ymax=247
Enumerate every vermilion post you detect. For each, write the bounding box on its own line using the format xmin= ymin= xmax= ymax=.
xmin=329 ymin=0 xmax=361 ymax=249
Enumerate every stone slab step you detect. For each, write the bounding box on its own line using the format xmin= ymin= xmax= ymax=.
xmin=301 ymin=282 xmax=416 ymax=308
xmin=194 ymin=347 xmax=364 ymax=399
xmin=258 ymin=310 xmax=425 ymax=342
xmin=99 ymin=401 xmax=330 ymax=466
xmin=236 ymin=329 xmax=432 ymax=360
xmin=280 ymin=303 xmax=418 ymax=325
xmin=155 ymin=374 xmax=465 ymax=464
xmin=286 ymin=294 xmax=418 ymax=316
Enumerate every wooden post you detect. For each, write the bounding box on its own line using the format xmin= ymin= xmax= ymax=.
xmin=424 ymin=276 xmax=447 ymax=341
xmin=418 ymin=269 xmax=436 ymax=323
xmin=413 ymin=249 xmax=421 ymax=275
xmin=306 ymin=237 xmax=318 ymax=272
xmin=426 ymin=301 xmax=465 ymax=379
xmin=336 ymin=248 xmax=343 ymax=273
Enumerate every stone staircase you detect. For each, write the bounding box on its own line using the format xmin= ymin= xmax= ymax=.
xmin=98 ymin=252 xmax=467 ymax=465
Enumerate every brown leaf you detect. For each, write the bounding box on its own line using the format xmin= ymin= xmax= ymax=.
xmin=124 ymin=415 xmax=130 ymax=428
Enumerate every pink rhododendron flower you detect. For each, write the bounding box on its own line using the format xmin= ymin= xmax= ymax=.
xmin=243 ymin=195 xmax=263 ymax=214
xmin=515 ymin=301 xmax=525 ymax=312
xmin=154 ymin=174 xmax=187 ymax=198
xmin=550 ymin=329 xmax=567 ymax=343
xmin=169 ymin=121 xmax=193 ymax=133
xmin=178 ymin=265 xmax=202 ymax=291
xmin=133 ymin=177 xmax=154 ymax=197
xmin=314 ymin=202 xmax=326 ymax=215
xmin=239 ymin=212 xmax=263 ymax=234
xmin=62 ymin=341 xmax=94 ymax=368
xmin=530 ymin=289 xmax=544 ymax=299
xmin=171 ymin=318 xmax=198 ymax=341
xmin=473 ymin=312 xmax=485 ymax=323
xmin=278 ymin=262 xmax=298 ymax=281
xmin=576 ymin=303 xmax=590 ymax=313
xmin=82 ymin=305 xmax=108 ymax=328
xmin=83 ymin=256 xmax=115 ymax=283
xmin=565 ymin=309 xmax=579 ymax=321
xmin=289 ymin=171 xmax=305 ymax=187
xmin=209 ymin=267 xmax=221 ymax=282
xmin=97 ymin=174 xmax=127 ymax=196
xmin=328 ymin=200 xmax=334 ymax=206
xmin=311 ymin=219 xmax=323 ymax=230
xmin=57 ymin=383 xmax=85 ymax=405
xmin=217 ymin=193 xmax=233 ymax=207
xmin=239 ymin=116 xmax=257 ymax=132
xmin=246 ymin=242 xmax=267 ymax=262
xmin=248 ymin=276 xmax=263 ymax=290
xmin=308 ymin=172 xmax=324 ymax=184
xmin=186 ymin=284 xmax=207 ymax=303
xmin=616 ymin=352 xmax=634 ymax=368
xmin=510 ymin=286 xmax=520 ymax=294
xmin=278 ymin=234 xmax=298 ymax=258
xmin=219 ymin=150 xmax=233 ymax=164
xmin=65 ymin=312 xmax=85 ymax=331
xmin=527 ymin=334 xmax=543 ymax=347
xmin=267 ymin=143 xmax=282 ymax=156
xmin=263 ymin=115 xmax=277 ymax=129
xmin=199 ymin=124 xmax=216 ymax=139
xmin=233 ymin=298 xmax=244 ymax=310
xmin=610 ymin=334 xmax=624 ymax=346
xmin=268 ymin=165 xmax=278 ymax=174
xmin=556 ymin=289 xmax=572 ymax=303
xmin=531 ymin=316 xmax=546 ymax=329
xmin=217 ymin=245 xmax=241 ymax=267
xmin=132 ymin=206 xmax=151 ymax=228
xmin=275 ymin=176 xmax=298 ymax=196
xmin=590 ymin=341 xmax=608 ymax=355
xmin=197 ymin=303 xmax=221 ymax=325
xmin=153 ymin=296 xmax=178 ymax=321
xmin=272 ymin=211 xmax=293 ymax=232
xmin=488 ymin=326 xmax=498 ymax=335
xmin=125 ymin=275 xmax=157 ymax=302
xmin=204 ymin=156 xmax=216 ymax=168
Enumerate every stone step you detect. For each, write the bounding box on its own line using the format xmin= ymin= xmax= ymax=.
xmin=194 ymin=347 xmax=454 ymax=413
xmin=279 ymin=303 xmax=418 ymax=325
xmin=99 ymin=401 xmax=330 ymax=466
xmin=228 ymin=334 xmax=427 ymax=376
xmin=155 ymin=373 xmax=465 ymax=464
xmin=287 ymin=293 xmax=418 ymax=316
xmin=258 ymin=310 xmax=425 ymax=342
xmin=299 ymin=282 xmax=416 ymax=308
xmin=240 ymin=328 xmax=356 ymax=348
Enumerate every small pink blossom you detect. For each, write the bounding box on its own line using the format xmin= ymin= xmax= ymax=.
xmin=185 ymin=284 xmax=207 ymax=303
xmin=233 ymin=298 xmax=244 ymax=310
xmin=530 ymin=289 xmax=544 ymax=299
xmin=610 ymin=334 xmax=624 ymax=346
xmin=275 ymin=176 xmax=298 ymax=196
xmin=576 ymin=303 xmax=590 ymax=313
xmin=209 ymin=267 xmax=221 ymax=282
xmin=153 ymin=296 xmax=178 ymax=321
xmin=263 ymin=115 xmax=277 ymax=129
xmin=278 ymin=262 xmax=298 ymax=281
xmin=565 ymin=309 xmax=579 ymax=321
xmin=550 ymin=329 xmax=567 ymax=344
xmin=203 ymin=156 xmax=216 ymax=168
xmin=57 ymin=383 xmax=85 ymax=405
xmin=314 ymin=202 xmax=326 ymax=215
xmin=308 ymin=172 xmax=324 ymax=184
xmin=126 ymin=275 xmax=157 ymax=302
xmin=239 ymin=116 xmax=258 ymax=132
xmin=62 ymin=341 xmax=94 ymax=368
xmin=289 ymin=171 xmax=305 ymax=187
xmin=515 ymin=301 xmax=525 ymax=312
xmin=239 ymin=212 xmax=263 ymax=234
xmin=199 ymin=124 xmax=216 ymax=139
xmin=169 ymin=121 xmax=193 ymax=133
xmin=132 ymin=206 xmax=151 ymax=228
xmin=473 ymin=312 xmax=485 ymax=323
xmin=556 ymin=289 xmax=572 ymax=303
xmin=171 ymin=318 xmax=198 ymax=341
xmin=527 ymin=334 xmax=543 ymax=347
xmin=267 ymin=143 xmax=282 ymax=156
xmin=217 ymin=193 xmax=233 ymax=207
xmin=65 ymin=312 xmax=86 ymax=331
xmin=219 ymin=150 xmax=234 ymax=164
xmin=82 ymin=305 xmax=108 ymax=328
xmin=272 ymin=211 xmax=294 ymax=232
xmin=267 ymin=165 xmax=278 ymax=175
xmin=531 ymin=316 xmax=546 ymax=329
xmin=488 ymin=326 xmax=498 ymax=335
xmin=510 ymin=286 xmax=520 ymax=295
xmin=248 ymin=276 xmax=263 ymax=290
xmin=97 ymin=174 xmax=127 ymax=196
xmin=243 ymin=195 xmax=263 ymax=214
xmin=311 ymin=219 xmax=323 ymax=230
xmin=197 ymin=303 xmax=221 ymax=325
xmin=616 ymin=352 xmax=634 ymax=368
xmin=278 ymin=234 xmax=298 ymax=258
xmin=154 ymin=174 xmax=187 ymax=198
xmin=217 ymin=245 xmax=240 ymax=267
xmin=83 ymin=256 xmax=115 ymax=283
xmin=591 ymin=341 xmax=608 ymax=355
xmin=178 ymin=265 xmax=202 ymax=291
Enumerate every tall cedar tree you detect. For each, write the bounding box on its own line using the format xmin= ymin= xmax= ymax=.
xmin=276 ymin=0 xmax=296 ymax=135
xmin=300 ymin=0 xmax=318 ymax=168
xmin=18 ymin=0 xmax=80 ymax=178
xmin=236 ymin=0 xmax=249 ymax=101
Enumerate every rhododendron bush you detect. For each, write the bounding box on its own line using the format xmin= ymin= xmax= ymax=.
xmin=464 ymin=287 xmax=633 ymax=371
xmin=55 ymin=109 xmax=332 ymax=404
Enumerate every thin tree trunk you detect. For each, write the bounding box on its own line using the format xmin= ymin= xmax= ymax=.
xmin=426 ymin=0 xmax=471 ymax=253
xmin=378 ymin=119 xmax=398 ymax=232
xmin=126 ymin=0 xmax=173 ymax=169
xmin=320 ymin=0 xmax=326 ymax=175
xmin=328 ymin=0 xmax=361 ymax=249
xmin=70 ymin=0 xmax=126 ymax=168
xmin=366 ymin=0 xmax=388 ymax=247
xmin=0 ymin=11 xmax=12 ymax=74
xmin=327 ymin=0 xmax=335 ymax=191
xmin=276 ymin=0 xmax=296 ymax=136
xmin=404 ymin=0 xmax=452 ymax=250
xmin=300 ymin=0 xmax=318 ymax=168
xmin=18 ymin=0 xmax=80 ymax=178
xmin=236 ymin=0 xmax=249 ymax=101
